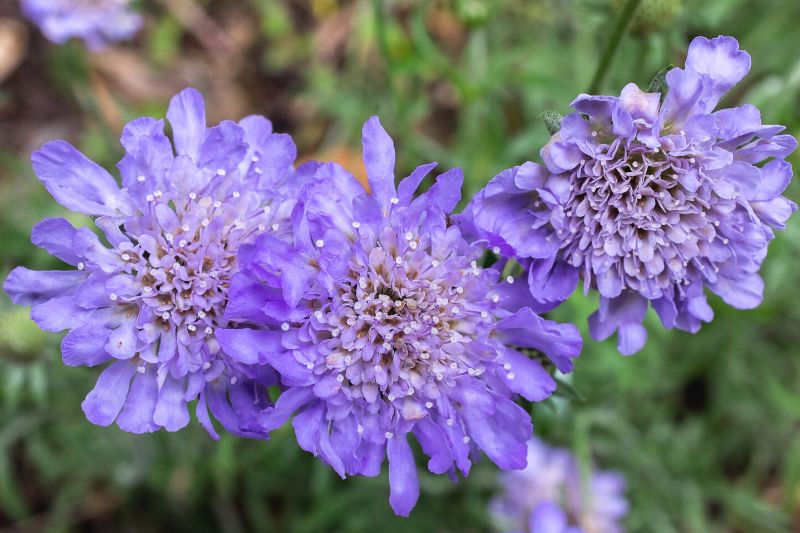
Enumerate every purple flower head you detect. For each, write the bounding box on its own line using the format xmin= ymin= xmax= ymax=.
xmin=490 ymin=438 xmax=628 ymax=533
xmin=216 ymin=117 xmax=583 ymax=516
xmin=22 ymin=0 xmax=142 ymax=50
xmin=4 ymin=88 xmax=302 ymax=438
xmin=465 ymin=36 xmax=797 ymax=355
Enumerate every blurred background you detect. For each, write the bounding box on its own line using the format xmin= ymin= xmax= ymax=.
xmin=1 ymin=0 xmax=799 ymax=531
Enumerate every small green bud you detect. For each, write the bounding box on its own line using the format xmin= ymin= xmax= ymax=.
xmin=541 ymin=110 xmax=564 ymax=136
xmin=647 ymin=64 xmax=674 ymax=99
xmin=454 ymin=0 xmax=492 ymax=28
xmin=0 ymin=306 xmax=46 ymax=361
xmin=612 ymin=0 xmax=683 ymax=36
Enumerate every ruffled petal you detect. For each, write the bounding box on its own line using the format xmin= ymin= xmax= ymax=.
xmin=4 ymin=267 xmax=85 ymax=306
xmin=31 ymin=218 xmax=80 ymax=265
xmin=215 ymin=328 xmax=283 ymax=365
xmin=32 ymin=141 xmax=121 ymax=216
xmin=81 ymin=361 xmax=137 ymax=426
xmin=153 ymin=376 xmax=190 ymax=431
xmin=361 ymin=116 xmax=397 ymax=208
xmin=387 ymin=433 xmax=420 ymax=517
xmin=496 ymin=308 xmax=583 ymax=373
xmin=116 ymin=371 xmax=159 ymax=433
xmin=166 ymin=88 xmax=207 ymax=160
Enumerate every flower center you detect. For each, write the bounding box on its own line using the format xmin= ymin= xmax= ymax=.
xmin=558 ymin=141 xmax=735 ymax=296
xmin=309 ymin=227 xmax=495 ymax=407
xmin=113 ymin=191 xmax=275 ymax=343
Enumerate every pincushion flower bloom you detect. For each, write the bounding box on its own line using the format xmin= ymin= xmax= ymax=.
xmin=465 ymin=36 xmax=797 ymax=355
xmin=490 ymin=438 xmax=628 ymax=533
xmin=216 ymin=117 xmax=583 ymax=516
xmin=22 ymin=0 xmax=142 ymax=50
xmin=4 ymin=88 xmax=301 ymax=437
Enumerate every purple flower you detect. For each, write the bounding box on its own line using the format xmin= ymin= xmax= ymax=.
xmin=490 ymin=438 xmax=628 ymax=533
xmin=22 ymin=0 xmax=142 ymax=50
xmin=216 ymin=117 xmax=583 ymax=516
xmin=4 ymin=88 xmax=302 ymax=438
xmin=464 ymin=36 xmax=797 ymax=355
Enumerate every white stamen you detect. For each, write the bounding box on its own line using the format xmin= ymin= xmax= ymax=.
xmin=491 ymin=294 xmax=500 ymax=303
xmin=351 ymin=221 xmax=361 ymax=229
xmin=272 ymin=223 xmax=279 ymax=231
xmin=315 ymin=239 xmax=325 ymax=248
xmin=336 ymin=374 xmax=345 ymax=383
xmin=306 ymin=362 xmax=314 ymax=370
xmin=385 ymin=431 xmax=394 ymax=439
xmin=205 ymin=327 xmax=213 ymax=335
xmin=281 ymin=322 xmax=290 ymax=331
xmin=446 ymin=418 xmax=454 ymax=426
xmin=404 ymin=232 xmax=413 ymax=240
xmin=409 ymin=241 xmax=417 ymax=250
xmin=202 ymin=362 xmax=212 ymax=370
xmin=145 ymin=194 xmax=154 ymax=202
xmin=77 ymin=262 xmax=85 ymax=270
xmin=357 ymin=425 xmax=364 ymax=434
xmin=462 ymin=436 xmax=471 ymax=444
xmin=202 ymin=219 xmax=210 ymax=227
xmin=230 ymin=376 xmax=238 ymax=385
xmin=431 ymin=260 xmax=439 ymax=267
xmin=390 ymin=197 xmax=399 ymax=205
xmin=137 ymin=175 xmax=146 ymax=182
xmin=217 ymin=169 xmax=226 ymax=176
xmin=161 ymin=312 xmax=170 ymax=320
xmin=137 ymin=366 xmax=146 ymax=373
xmin=425 ymin=402 xmax=434 ymax=409
xmin=154 ymin=190 xmax=163 ymax=198
xmin=252 ymin=156 xmax=260 ymax=162
xmin=507 ymin=372 xmax=516 ymax=380
xmin=395 ymin=256 xmax=403 ymax=265
xmin=506 ymin=276 xmax=514 ymax=284
xmin=492 ymin=246 xmax=501 ymax=254
xmin=187 ymin=324 xmax=197 ymax=332
xmin=109 ymin=293 xmax=118 ymax=301
xmin=232 ymin=191 xmax=240 ymax=198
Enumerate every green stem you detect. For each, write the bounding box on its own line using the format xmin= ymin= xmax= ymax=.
xmin=587 ymin=0 xmax=641 ymax=93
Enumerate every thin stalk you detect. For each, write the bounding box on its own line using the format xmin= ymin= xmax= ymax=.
xmin=587 ymin=0 xmax=641 ymax=93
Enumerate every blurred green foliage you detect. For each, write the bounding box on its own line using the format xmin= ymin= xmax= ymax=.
xmin=1 ymin=0 xmax=799 ymax=531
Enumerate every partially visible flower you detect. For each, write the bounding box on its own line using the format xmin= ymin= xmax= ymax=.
xmin=22 ymin=0 xmax=142 ymax=50
xmin=464 ymin=36 xmax=797 ymax=354
xmin=4 ymin=87 xmax=302 ymax=438
xmin=490 ymin=438 xmax=628 ymax=533
xmin=216 ymin=117 xmax=583 ymax=516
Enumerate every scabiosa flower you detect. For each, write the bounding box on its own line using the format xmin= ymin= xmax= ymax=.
xmin=4 ymin=88 xmax=301 ymax=437
xmin=465 ymin=36 xmax=797 ymax=355
xmin=215 ymin=117 xmax=583 ymax=516
xmin=490 ymin=438 xmax=628 ymax=533
xmin=22 ymin=0 xmax=142 ymax=50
